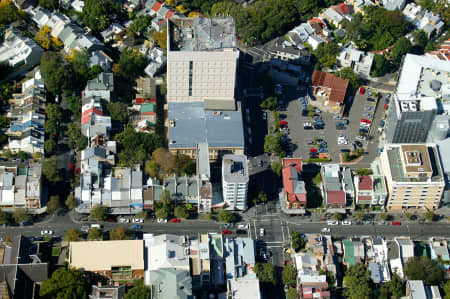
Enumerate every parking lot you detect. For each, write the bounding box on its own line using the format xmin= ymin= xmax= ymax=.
xmin=278 ymin=86 xmax=389 ymax=163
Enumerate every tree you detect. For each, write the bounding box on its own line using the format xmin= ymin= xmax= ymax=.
xmin=391 ymin=37 xmax=412 ymax=66
xmin=82 ymin=0 xmax=122 ymax=32
xmin=254 ymin=263 xmax=277 ymax=285
xmin=155 ymin=207 xmax=169 ymax=220
xmin=258 ymin=191 xmax=268 ymax=205
xmin=136 ymin=210 xmax=148 ymax=219
xmin=44 ymin=138 xmax=57 ymax=155
xmin=332 ymin=213 xmax=343 ymax=221
xmin=88 ymin=228 xmax=103 ymax=240
xmin=218 ymin=210 xmax=234 ymax=223
xmin=35 ymin=25 xmax=62 ymax=50
xmin=443 ymin=280 xmax=450 ymax=299
xmin=40 ymin=268 xmax=89 ymax=299
xmin=291 ymin=231 xmax=306 ymax=252
xmin=271 ymin=161 xmax=282 ymax=176
xmin=412 ymin=30 xmax=428 ymax=49
xmin=150 ymin=147 xmax=176 ymax=175
xmin=371 ymin=54 xmax=390 ymax=77
xmin=66 ymin=122 xmax=88 ymax=151
xmin=174 ymin=206 xmax=189 ymax=219
xmin=90 ymin=204 xmax=106 ymax=221
xmin=129 ymin=15 xmax=153 ymax=35
xmin=38 ymin=0 xmax=59 ymax=10
xmin=47 ymin=195 xmax=61 ymax=214
xmin=107 ymin=102 xmax=129 ymax=124
xmin=312 ymin=173 xmax=322 ymax=186
xmin=114 ymin=49 xmax=147 ymax=82
xmin=66 ymin=96 xmax=82 ymax=120
xmin=12 ymin=208 xmax=30 ymax=224
xmin=65 ymin=194 xmax=78 ymax=210
xmin=110 ymin=226 xmax=129 ymax=240
xmin=314 ymin=42 xmax=340 ymax=68
xmin=66 ymin=228 xmax=83 ymax=241
xmin=343 ymin=264 xmax=372 ymax=299
xmin=282 ymin=265 xmax=297 ymax=286
xmin=0 ymin=209 xmax=10 ymax=225
xmin=405 ymin=256 xmax=443 ymax=285
xmin=125 ymin=279 xmax=151 ymax=299
xmin=405 ymin=212 xmax=413 ymax=220
xmin=334 ymin=67 xmax=360 ymax=90
xmin=174 ymin=154 xmax=196 ymax=176
xmin=40 ymin=52 xmax=73 ymax=95
xmin=45 ymin=103 xmax=62 ymax=137
xmin=264 ymin=133 xmax=283 ymax=155
xmin=152 ymin=27 xmax=167 ymax=50
xmin=260 ymin=96 xmax=278 ymax=111
xmin=204 ymin=212 xmax=213 ymax=220
xmin=287 ymin=287 xmax=298 ymax=299
xmin=145 ymin=159 xmax=160 ymax=178
xmin=355 ymin=211 xmax=364 ymax=221
xmin=425 ymin=210 xmax=435 ymax=222
xmin=354 ymin=168 xmax=373 ymax=176
xmin=0 ymin=0 xmax=25 ymax=27
xmin=386 ymin=274 xmax=404 ymax=298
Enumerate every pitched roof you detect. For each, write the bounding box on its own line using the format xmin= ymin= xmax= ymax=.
xmin=327 ymin=190 xmax=345 ymax=204
xmin=311 ymin=70 xmax=349 ymax=103
xmin=282 ymin=159 xmax=306 ymax=203
xmin=333 ymin=3 xmax=351 ymax=15
xmin=151 ymin=1 xmax=162 ymax=12
xmin=358 ymin=175 xmax=372 ymax=190
xmin=358 ymin=195 xmax=372 ymax=202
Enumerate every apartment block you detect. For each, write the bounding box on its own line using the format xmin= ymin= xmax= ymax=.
xmin=222 ymin=154 xmax=249 ymax=211
xmin=381 ymin=144 xmax=445 ymax=211
xmin=167 ymin=17 xmax=239 ymax=110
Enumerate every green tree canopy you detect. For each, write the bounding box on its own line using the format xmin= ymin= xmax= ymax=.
xmin=282 ymin=265 xmax=297 ymax=286
xmin=66 ymin=228 xmax=83 ymax=241
xmin=129 ymin=15 xmax=153 ymax=35
xmin=44 ymin=138 xmax=57 ymax=155
xmin=217 ymin=210 xmax=234 ymax=223
xmin=264 ymin=133 xmax=283 ymax=155
xmin=110 ymin=226 xmax=129 ymax=240
xmin=40 ymin=268 xmax=89 ymax=299
xmin=425 ymin=211 xmax=435 ymax=221
xmin=115 ymin=49 xmax=147 ymax=82
xmin=107 ymin=102 xmax=129 ymax=124
xmin=88 ymin=228 xmax=103 ymax=240
xmin=371 ymin=54 xmax=390 ymax=77
xmin=391 ymin=37 xmax=412 ymax=66
xmin=404 ymin=257 xmax=443 ymax=285
xmin=0 ymin=209 xmax=10 ymax=225
xmin=334 ymin=67 xmax=360 ymax=90
xmin=260 ymin=96 xmax=278 ymax=110
xmin=343 ymin=264 xmax=372 ymax=299
xmin=125 ymin=279 xmax=151 ymax=299
xmin=287 ymin=287 xmax=298 ymax=299
xmin=386 ymin=274 xmax=404 ymax=298
xmin=314 ymin=41 xmax=340 ymax=69
xmin=66 ymin=122 xmax=88 ymax=151
xmin=66 ymin=96 xmax=82 ymax=120
xmin=0 ymin=0 xmax=25 ymax=27
xmin=443 ymin=280 xmax=450 ymax=299
xmin=45 ymin=103 xmax=62 ymax=137
xmin=271 ymin=160 xmax=282 ymax=177
xmin=38 ymin=0 xmax=59 ymax=10
xmin=90 ymin=204 xmax=106 ymax=221
xmin=174 ymin=206 xmax=189 ymax=219
xmin=40 ymin=52 xmax=73 ymax=95
xmin=82 ymin=0 xmax=122 ymax=32
xmin=47 ymin=195 xmax=61 ymax=214
xmin=65 ymin=194 xmax=78 ymax=210
xmin=254 ymin=263 xmax=277 ymax=285
xmin=12 ymin=208 xmax=30 ymax=224
xmin=291 ymin=231 xmax=306 ymax=252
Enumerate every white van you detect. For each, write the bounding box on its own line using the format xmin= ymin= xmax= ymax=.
xmin=90 ymin=224 xmax=102 ymax=229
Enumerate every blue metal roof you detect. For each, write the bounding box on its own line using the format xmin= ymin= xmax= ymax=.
xmin=168 ymin=102 xmax=244 ymax=149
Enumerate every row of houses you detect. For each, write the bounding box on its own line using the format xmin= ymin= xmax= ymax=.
xmin=280 ymin=144 xmax=445 ymax=213
xmin=68 ymin=234 xmax=261 ymax=299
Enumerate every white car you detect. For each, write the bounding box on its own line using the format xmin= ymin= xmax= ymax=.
xmin=262 ymin=112 xmax=267 ymax=120
xmin=355 ymin=135 xmax=367 ymax=141
xmin=119 ymin=218 xmax=129 ymax=223
xmin=132 ymin=218 xmax=144 ymax=223
xmin=360 ymin=122 xmax=370 ymax=128
xmin=259 ymin=228 xmax=265 ymax=237
xmin=338 ymin=139 xmax=348 ymax=145
xmin=41 ymin=230 xmax=53 ymax=235
xmin=157 ymin=218 xmax=167 ymax=223
xmin=342 ymin=220 xmax=352 ymax=226
xmin=238 ymin=224 xmax=249 ymax=230
xmin=321 ymin=227 xmax=330 ymax=233
xmin=327 ymin=220 xmax=338 ymax=226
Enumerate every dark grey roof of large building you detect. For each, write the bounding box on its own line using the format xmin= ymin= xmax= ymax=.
xmin=168 ymin=102 xmax=244 ymax=149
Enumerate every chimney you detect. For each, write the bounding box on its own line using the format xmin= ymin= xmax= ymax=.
xmin=97 ymin=281 xmax=102 ymax=287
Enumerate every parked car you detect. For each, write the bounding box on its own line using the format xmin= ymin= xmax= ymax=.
xmin=119 ymin=218 xmax=130 ymax=223
xmin=367 ymin=97 xmax=376 ymax=102
xmin=359 ymin=86 xmax=365 ymax=95
xmin=236 ymin=229 xmax=246 ymax=234
xmin=354 ymin=141 xmax=363 ymax=148
xmin=222 ymin=230 xmax=232 ymax=235
xmin=321 ymin=227 xmax=330 ymax=233
xmin=90 ymin=224 xmax=102 ymax=229
xmin=22 ymin=221 xmax=32 ymax=226
xmin=360 ymin=119 xmax=371 ymax=124
xmin=342 ymin=220 xmax=352 ymax=226
xmin=157 ymin=218 xmax=167 ymax=223
xmin=170 ymin=218 xmax=180 ymax=223
xmin=262 ymin=112 xmax=267 ymax=120
xmin=310 ymin=148 xmax=318 ymax=153
xmin=259 ymin=228 xmax=265 ymax=237
xmin=238 ymin=224 xmax=249 ymax=230
xmin=105 ymin=218 xmax=117 ymax=223
xmin=130 ymin=224 xmax=143 ymax=230
xmin=391 ymin=221 xmax=401 ymax=226
xmin=81 ymin=225 xmax=89 ymax=233
xmin=327 ymin=220 xmax=338 ymax=225
xmin=379 ymin=120 xmax=385 ymax=128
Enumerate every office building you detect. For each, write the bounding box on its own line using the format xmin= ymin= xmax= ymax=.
xmin=384 ymin=54 xmax=450 ymax=144
xmin=381 ymin=144 xmax=445 ymax=210
xmin=167 ymin=17 xmax=239 ymax=110
xmin=222 ymin=154 xmax=249 ymax=210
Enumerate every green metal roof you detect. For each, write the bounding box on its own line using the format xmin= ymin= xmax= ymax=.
xmin=140 ymin=103 xmax=155 ymax=113
xmin=414 ymin=241 xmax=430 ymax=258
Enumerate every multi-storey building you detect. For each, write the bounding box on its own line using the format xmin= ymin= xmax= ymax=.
xmin=222 ymin=154 xmax=249 ymax=211
xmin=381 ymin=144 xmax=445 ymax=210
xmin=166 ymin=17 xmax=239 ymax=110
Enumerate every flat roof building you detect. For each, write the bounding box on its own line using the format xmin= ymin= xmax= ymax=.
xmin=381 ymin=144 xmax=445 ymax=211
xmin=222 ymin=154 xmax=249 ymax=211
xmin=166 ymin=17 xmax=239 ymax=110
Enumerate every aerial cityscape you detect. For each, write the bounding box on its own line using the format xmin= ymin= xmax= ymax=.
xmin=0 ymin=0 xmax=448 ymax=298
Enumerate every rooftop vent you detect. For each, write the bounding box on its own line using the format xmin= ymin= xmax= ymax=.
xmin=431 ymin=80 xmax=442 ymax=92
xmin=169 ymin=119 xmax=176 ymax=127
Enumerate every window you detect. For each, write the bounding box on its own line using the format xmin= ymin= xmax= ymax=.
xmin=188 ymin=61 xmax=193 ymax=96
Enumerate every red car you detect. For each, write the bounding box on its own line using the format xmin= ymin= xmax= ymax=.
xmin=310 ymin=148 xmax=318 ymax=153
xmin=222 ymin=230 xmax=232 ymax=235
xmin=360 ymin=119 xmax=371 ymax=124
xmin=360 ymin=86 xmax=365 ymax=95
xmin=170 ymin=218 xmax=180 ymax=223
xmin=279 ymin=120 xmax=288 ymax=125
xmin=391 ymin=221 xmax=401 ymax=226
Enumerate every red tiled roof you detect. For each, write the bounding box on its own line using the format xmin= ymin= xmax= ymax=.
xmin=140 ymin=111 xmax=156 ymax=115
xmin=283 ymin=158 xmax=302 ymax=172
xmin=165 ymin=10 xmax=175 ymax=19
xmin=309 ymin=18 xmax=326 ymax=28
xmin=81 ymin=115 xmax=91 ymax=125
xmin=358 ymin=175 xmax=372 ymax=191
xmin=157 ymin=19 xmax=166 ymax=26
xmin=82 ymin=107 xmax=102 ymax=118
xmin=151 ymin=1 xmax=162 ymax=12
xmin=358 ymin=195 xmax=372 ymax=202
xmin=327 ymin=190 xmax=345 ymax=204
xmin=333 ymin=3 xmax=350 ymax=15
xmin=311 ymin=71 xmax=349 ymax=104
